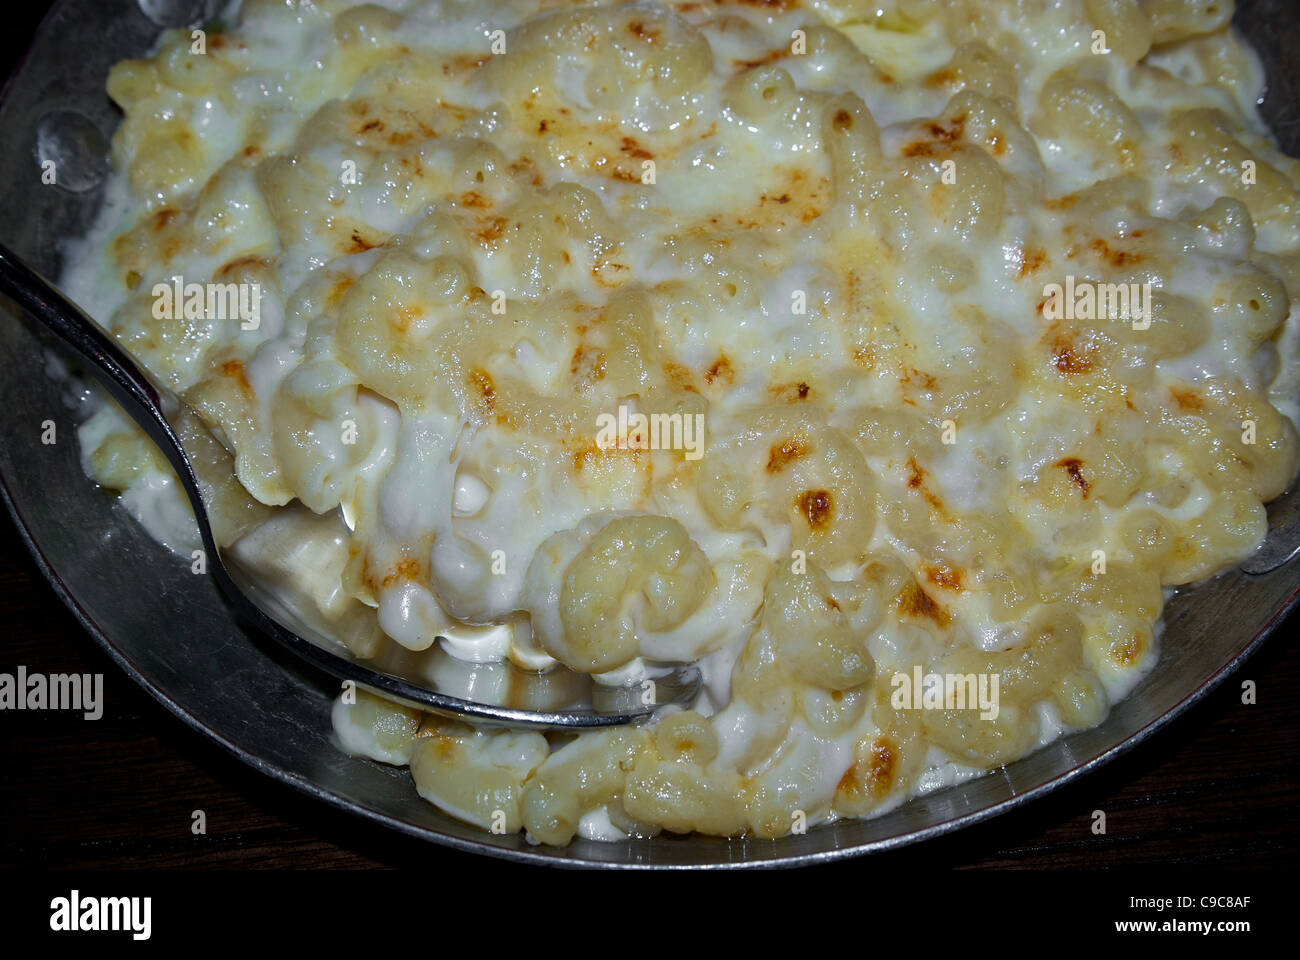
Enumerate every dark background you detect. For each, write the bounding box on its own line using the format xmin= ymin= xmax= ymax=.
xmin=0 ymin=1 xmax=1295 ymax=873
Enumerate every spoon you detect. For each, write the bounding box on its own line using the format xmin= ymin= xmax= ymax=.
xmin=0 ymin=242 xmax=701 ymax=728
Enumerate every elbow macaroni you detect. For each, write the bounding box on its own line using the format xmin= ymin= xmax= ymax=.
xmin=64 ymin=0 xmax=1300 ymax=844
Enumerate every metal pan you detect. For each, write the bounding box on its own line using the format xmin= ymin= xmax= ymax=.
xmin=1 ymin=0 xmax=1297 ymax=868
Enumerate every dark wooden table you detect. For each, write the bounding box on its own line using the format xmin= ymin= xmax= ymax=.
xmin=1 ymin=1 xmax=1296 ymax=874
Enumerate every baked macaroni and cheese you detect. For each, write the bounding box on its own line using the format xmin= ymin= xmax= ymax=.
xmin=63 ymin=0 xmax=1300 ymax=844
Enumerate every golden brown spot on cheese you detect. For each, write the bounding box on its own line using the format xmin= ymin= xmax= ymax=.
xmin=219 ymin=359 xmax=252 ymax=394
xmin=1043 ymin=192 xmax=1079 ymax=211
xmin=1052 ymin=335 xmax=1092 ymax=375
xmin=431 ymin=730 xmax=459 ymax=760
xmin=380 ymin=555 xmax=422 ymax=589
xmin=151 ymin=208 xmax=178 ymax=232
xmin=896 ymin=579 xmax=951 ymax=626
xmin=737 ymin=48 xmax=788 ymax=69
xmin=459 ymin=190 xmax=491 ymax=209
xmin=924 ymin=561 xmax=964 ymax=592
xmin=770 ymin=381 xmax=810 ymax=402
xmin=592 ymin=259 xmax=630 ymax=286
xmin=508 ymin=155 xmax=540 ymax=185
xmin=859 ymin=737 xmax=899 ymax=800
xmin=1171 ymin=387 xmax=1203 ymax=412
xmin=900 ymin=367 xmax=938 ymax=392
xmin=705 ymin=355 xmax=734 ymax=386
xmin=572 ymin=442 xmax=604 ymax=471
xmin=925 ymin=68 xmax=956 ymax=88
xmin=766 ymin=436 xmax=808 ymax=473
xmin=392 ymin=304 xmax=422 ymax=335
xmin=445 ymin=54 xmax=489 ymax=74
xmin=1017 ymin=248 xmax=1047 ymax=278
xmin=327 ymin=275 xmax=355 ymax=305
xmin=901 ymin=115 xmax=966 ymax=157
xmin=1111 ymin=630 xmax=1145 ymax=667
xmin=904 ymin=457 xmax=950 ymax=517
xmin=836 ymin=765 xmax=857 ymax=795
xmin=348 ymin=229 xmax=380 ymax=253
xmin=570 ymin=344 xmax=608 ymax=384
xmin=832 ymin=109 xmax=854 ymax=132
xmin=797 ymin=489 xmax=833 ymax=529
xmin=662 ymin=360 xmax=698 ymax=392
xmin=1057 ymin=457 xmax=1091 ymax=497
xmin=215 ymin=255 xmax=268 ymax=280
xmin=1090 ymin=237 xmax=1143 ymax=268
xmin=620 ymin=136 xmax=653 ymax=160
xmin=628 ymin=20 xmax=661 ymax=43
xmin=903 ymin=141 xmax=945 ymax=158
xmin=361 ymin=555 xmax=380 ymax=597
xmin=906 ymin=457 xmax=926 ymax=489
xmin=573 ymin=432 xmax=642 ymax=469
xmin=474 ymin=216 xmax=509 ymax=246
xmin=469 ymin=368 xmax=495 ymax=411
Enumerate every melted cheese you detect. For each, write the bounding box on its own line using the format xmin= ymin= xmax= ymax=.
xmin=63 ymin=0 xmax=1300 ymax=844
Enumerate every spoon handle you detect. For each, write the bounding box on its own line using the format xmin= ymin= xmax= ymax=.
xmin=0 ymin=243 xmax=207 ymax=518
xmin=0 ymin=243 xmax=161 ymax=402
